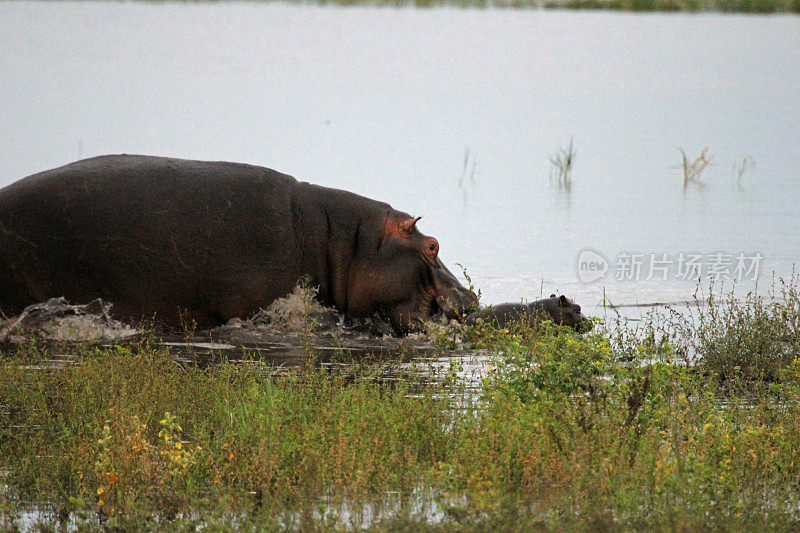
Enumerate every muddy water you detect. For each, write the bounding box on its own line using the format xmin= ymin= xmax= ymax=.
xmin=0 ymin=290 xmax=491 ymax=389
xmin=0 ymin=334 xmax=490 ymax=392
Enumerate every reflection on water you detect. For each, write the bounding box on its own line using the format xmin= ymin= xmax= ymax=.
xmin=156 ymin=330 xmax=490 ymax=393
xmin=1 ymin=3 xmax=798 ymax=311
xmin=0 ymin=327 xmax=491 ymax=390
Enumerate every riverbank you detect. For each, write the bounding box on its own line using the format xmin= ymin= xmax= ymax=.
xmin=309 ymin=0 xmax=800 ymax=13
xmin=63 ymin=0 xmax=800 ymax=13
xmin=8 ymin=0 xmax=799 ymax=14
xmin=2 ymin=278 xmax=800 ymax=530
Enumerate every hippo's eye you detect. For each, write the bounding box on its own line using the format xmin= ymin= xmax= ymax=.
xmin=422 ymin=237 xmax=439 ymax=262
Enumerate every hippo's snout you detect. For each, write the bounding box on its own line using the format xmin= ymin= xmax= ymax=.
xmin=575 ymin=314 xmax=593 ymax=332
xmin=437 ymin=285 xmax=479 ymax=321
xmin=433 ymin=259 xmax=478 ymax=321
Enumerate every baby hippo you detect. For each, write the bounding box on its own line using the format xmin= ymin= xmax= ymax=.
xmin=465 ymin=294 xmax=591 ymax=332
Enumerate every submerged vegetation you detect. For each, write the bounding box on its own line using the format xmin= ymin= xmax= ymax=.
xmin=2 ymin=276 xmax=800 ymax=530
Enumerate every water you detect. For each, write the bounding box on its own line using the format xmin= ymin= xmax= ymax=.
xmin=1 ymin=2 xmax=799 ymax=317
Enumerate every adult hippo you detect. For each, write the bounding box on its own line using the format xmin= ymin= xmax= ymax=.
xmin=465 ymin=294 xmax=591 ymax=332
xmin=0 ymin=155 xmax=477 ymax=334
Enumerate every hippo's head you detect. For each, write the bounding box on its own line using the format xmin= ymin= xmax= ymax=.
xmin=537 ymin=294 xmax=592 ymax=332
xmin=346 ymin=215 xmax=477 ymax=334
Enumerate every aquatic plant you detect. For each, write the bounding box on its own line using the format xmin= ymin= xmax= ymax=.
xmin=549 ymin=138 xmax=574 ymax=190
xmin=455 ymin=263 xmax=482 ymax=313
xmin=679 ymin=146 xmax=714 ymax=188
xmin=733 ymin=155 xmax=756 ymax=190
xmin=457 ymin=146 xmax=476 ymax=206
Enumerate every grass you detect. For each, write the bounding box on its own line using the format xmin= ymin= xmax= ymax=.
xmin=2 ymin=277 xmax=800 ymax=530
xmin=0 ymin=341 xmax=455 ymax=530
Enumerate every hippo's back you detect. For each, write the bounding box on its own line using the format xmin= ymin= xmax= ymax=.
xmin=0 ymin=155 xmax=301 ymax=325
xmin=465 ymin=303 xmax=528 ymax=327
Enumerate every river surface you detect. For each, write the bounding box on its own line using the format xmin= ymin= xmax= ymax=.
xmin=1 ymin=2 xmax=799 ymax=318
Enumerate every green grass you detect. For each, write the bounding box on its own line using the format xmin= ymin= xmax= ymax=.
xmin=3 ymin=278 xmax=800 ymax=530
xmin=0 ymin=340 xmax=456 ymax=529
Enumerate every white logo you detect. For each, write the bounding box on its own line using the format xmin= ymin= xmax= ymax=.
xmin=577 ymin=249 xmax=609 ymax=283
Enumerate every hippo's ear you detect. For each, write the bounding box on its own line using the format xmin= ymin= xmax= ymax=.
xmin=559 ymin=295 xmax=568 ymax=305
xmin=399 ymin=216 xmax=421 ymax=235
xmin=550 ymin=293 xmax=556 ymax=298
xmin=384 ymin=216 xmax=421 ymax=240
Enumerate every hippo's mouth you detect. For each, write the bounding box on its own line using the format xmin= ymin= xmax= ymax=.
xmin=429 ymin=296 xmax=442 ymax=319
xmin=374 ymin=293 xmax=442 ymax=335
xmin=407 ymin=294 xmax=442 ymax=327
